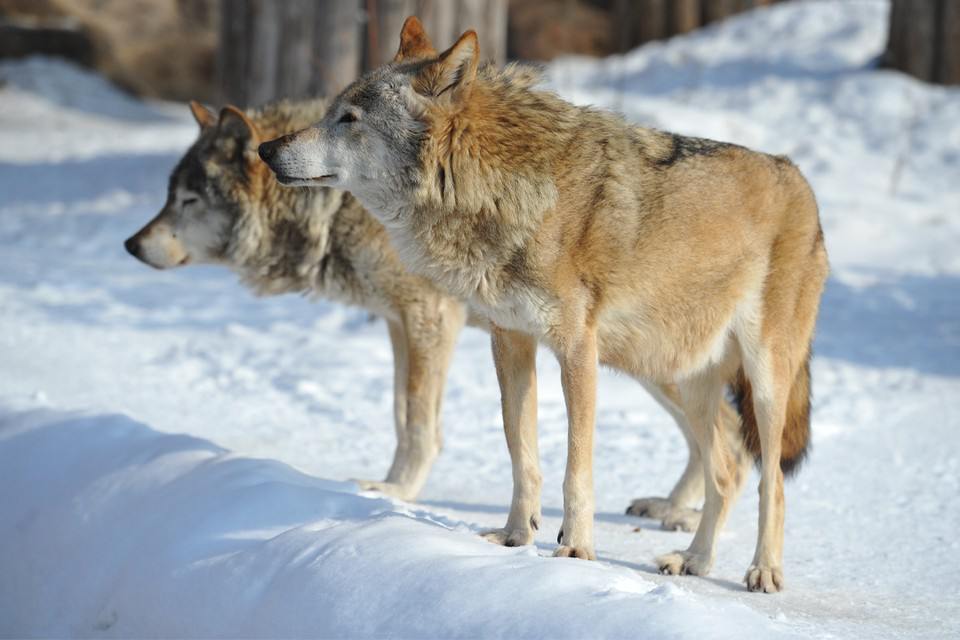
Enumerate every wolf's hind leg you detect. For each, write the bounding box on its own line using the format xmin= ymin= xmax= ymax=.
xmin=628 ymin=383 xmax=751 ymax=532
xmin=656 ymin=370 xmax=735 ymax=577
xmin=625 ymin=383 xmax=704 ymax=531
xmin=482 ymin=327 xmax=542 ymax=547
xmin=740 ymin=349 xmax=789 ymax=593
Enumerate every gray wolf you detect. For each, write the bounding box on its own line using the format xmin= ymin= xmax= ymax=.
xmin=124 ymin=99 xmax=747 ymax=527
xmin=258 ymin=17 xmax=828 ymax=592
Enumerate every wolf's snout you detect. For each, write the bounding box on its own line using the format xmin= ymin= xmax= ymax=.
xmin=124 ymin=236 xmax=141 ymax=259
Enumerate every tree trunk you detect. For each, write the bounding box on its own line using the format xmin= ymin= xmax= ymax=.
xmin=669 ymin=0 xmax=701 ymax=36
xmin=614 ymin=0 xmax=781 ymax=53
xmin=941 ymin=0 xmax=960 ymax=84
xmin=635 ymin=0 xmax=668 ymax=45
xmin=883 ymin=0 xmax=960 ymax=85
xmin=454 ymin=0 xmax=507 ymax=66
xmin=366 ymin=0 xmax=506 ymax=66
xmin=702 ymin=0 xmax=738 ymax=24
xmin=311 ymin=0 xmax=363 ymax=97
xmin=218 ymin=0 xmax=362 ymax=108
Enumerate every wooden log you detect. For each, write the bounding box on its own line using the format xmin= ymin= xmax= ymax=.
xmin=669 ymin=0 xmax=701 ymax=35
xmin=937 ymin=0 xmax=960 ymax=84
xmin=702 ymin=0 xmax=739 ymax=24
xmin=883 ymin=0 xmax=940 ymax=83
xmin=0 ymin=19 xmax=95 ymax=67
xmin=635 ymin=0 xmax=668 ymax=45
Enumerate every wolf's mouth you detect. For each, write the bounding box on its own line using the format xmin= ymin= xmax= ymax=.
xmin=275 ymin=174 xmax=336 ymax=186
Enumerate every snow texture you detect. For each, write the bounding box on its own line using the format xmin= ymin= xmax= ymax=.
xmin=1 ymin=1 xmax=958 ymax=637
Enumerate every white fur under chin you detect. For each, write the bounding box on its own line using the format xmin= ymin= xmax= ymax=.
xmin=349 ymin=180 xmax=408 ymax=229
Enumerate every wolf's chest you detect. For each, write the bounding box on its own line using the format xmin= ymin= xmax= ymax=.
xmin=468 ymin=285 xmax=554 ymax=336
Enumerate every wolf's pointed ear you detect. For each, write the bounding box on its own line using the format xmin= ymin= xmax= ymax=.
xmin=394 ymin=16 xmax=436 ymax=62
xmin=430 ymin=30 xmax=479 ymax=102
xmin=217 ymin=105 xmax=260 ymax=147
xmin=189 ymin=100 xmax=217 ymax=129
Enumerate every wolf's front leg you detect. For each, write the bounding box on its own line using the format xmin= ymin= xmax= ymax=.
xmin=355 ymin=309 xmax=461 ymax=502
xmin=554 ymin=326 xmax=598 ymax=560
xmin=482 ymin=327 xmax=542 ymax=547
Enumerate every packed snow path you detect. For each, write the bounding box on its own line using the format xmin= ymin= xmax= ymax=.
xmin=1 ymin=1 xmax=958 ymax=637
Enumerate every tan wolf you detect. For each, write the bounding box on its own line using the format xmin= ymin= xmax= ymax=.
xmin=258 ymin=18 xmax=828 ymax=592
xmin=124 ymin=98 xmax=749 ymax=527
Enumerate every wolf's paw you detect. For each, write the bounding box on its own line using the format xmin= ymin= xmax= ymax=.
xmin=745 ymin=564 xmax=784 ymax=593
xmin=481 ymin=525 xmax=536 ymax=547
xmin=625 ymin=496 xmax=673 ymax=519
xmin=553 ymin=545 xmax=597 ymax=560
xmin=656 ymin=550 xmax=713 ymax=576
xmin=660 ymin=507 xmax=701 ymax=532
xmin=353 ymin=479 xmax=416 ymax=502
xmin=626 ymin=497 xmax=701 ymax=532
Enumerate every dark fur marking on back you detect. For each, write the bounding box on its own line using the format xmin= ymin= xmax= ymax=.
xmin=656 ymin=133 xmax=733 ymax=168
xmin=811 ymin=222 xmax=825 ymax=256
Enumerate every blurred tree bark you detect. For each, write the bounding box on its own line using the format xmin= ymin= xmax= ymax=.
xmin=613 ymin=0 xmax=783 ymax=51
xmin=883 ymin=0 xmax=960 ymax=85
xmin=219 ymin=0 xmax=362 ymax=108
xmin=366 ymin=0 xmax=506 ymax=66
xmin=219 ymin=0 xmax=505 ymax=108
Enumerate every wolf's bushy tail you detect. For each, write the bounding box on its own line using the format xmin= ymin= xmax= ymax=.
xmin=731 ymin=352 xmax=811 ymax=477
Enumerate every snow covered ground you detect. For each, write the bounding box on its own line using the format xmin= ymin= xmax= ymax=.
xmin=1 ymin=1 xmax=958 ymax=637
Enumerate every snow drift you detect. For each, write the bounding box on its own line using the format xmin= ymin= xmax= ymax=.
xmin=0 ymin=409 xmax=790 ymax=638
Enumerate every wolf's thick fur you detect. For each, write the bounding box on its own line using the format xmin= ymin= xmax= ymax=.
xmin=125 ymin=99 xmax=747 ymax=522
xmin=125 ymin=99 xmax=465 ymax=501
xmin=260 ymin=18 xmax=828 ymax=591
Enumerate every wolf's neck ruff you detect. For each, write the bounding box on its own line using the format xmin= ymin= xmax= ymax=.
xmin=363 ymin=65 xmax=592 ymax=309
xmin=218 ymin=100 xmax=367 ymax=300
xmin=228 ymin=179 xmax=342 ymax=296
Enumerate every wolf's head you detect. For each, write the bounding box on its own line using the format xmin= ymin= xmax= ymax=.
xmin=124 ymin=102 xmax=263 ymax=269
xmin=257 ymin=17 xmax=480 ymax=218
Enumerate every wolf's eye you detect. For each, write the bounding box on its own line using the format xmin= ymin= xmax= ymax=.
xmin=182 ymin=197 xmax=198 ymax=207
xmin=338 ymin=112 xmax=357 ymax=125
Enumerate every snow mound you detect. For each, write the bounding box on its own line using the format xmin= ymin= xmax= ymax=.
xmin=0 ymin=57 xmax=171 ymax=122
xmin=0 ymin=409 xmax=794 ymax=639
xmin=0 ymin=57 xmax=195 ymax=163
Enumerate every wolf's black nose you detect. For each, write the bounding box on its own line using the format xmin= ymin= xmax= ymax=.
xmin=124 ymin=236 xmax=140 ymax=258
xmin=258 ymin=140 xmax=278 ymax=163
